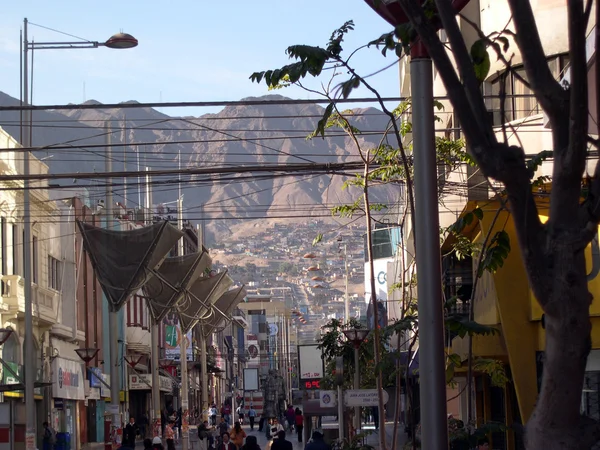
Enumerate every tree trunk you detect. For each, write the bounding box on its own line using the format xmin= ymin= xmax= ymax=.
xmin=526 ymin=241 xmax=592 ymax=449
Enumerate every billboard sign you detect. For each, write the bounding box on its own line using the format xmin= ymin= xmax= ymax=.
xmin=298 ymin=344 xmax=324 ymax=381
xmin=164 ymin=315 xmax=193 ymax=361
xmin=243 ymin=368 xmax=259 ymax=391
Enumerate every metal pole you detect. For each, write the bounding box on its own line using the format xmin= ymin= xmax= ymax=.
xmin=106 ymin=121 xmax=122 ymax=433
xmin=180 ymin=333 xmax=190 ymax=450
xmin=22 ymin=18 xmax=36 ymax=450
xmin=151 ymin=321 xmax=162 ymax=437
xmin=410 ymin=45 xmax=448 ymax=450
xmin=337 ymin=385 xmax=344 ymax=441
xmin=199 ymin=333 xmax=209 ymax=422
xmin=344 ymin=243 xmax=350 ymax=322
xmin=353 ymin=347 xmax=360 ymax=433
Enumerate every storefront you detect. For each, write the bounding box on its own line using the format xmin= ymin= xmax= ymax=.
xmin=88 ymin=367 xmax=109 ymax=443
xmin=52 ymin=357 xmax=85 ymax=449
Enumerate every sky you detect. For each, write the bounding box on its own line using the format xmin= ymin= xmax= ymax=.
xmin=0 ymin=1 xmax=401 ymax=117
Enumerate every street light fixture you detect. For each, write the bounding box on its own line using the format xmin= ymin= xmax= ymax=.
xmin=0 ymin=328 xmax=14 ymax=346
xmin=342 ymin=327 xmax=370 ymax=434
xmin=21 ymin=18 xmax=138 ymax=450
xmin=75 ymin=348 xmax=100 ymax=363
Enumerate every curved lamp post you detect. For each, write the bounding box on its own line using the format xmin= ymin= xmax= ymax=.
xmin=362 ymin=2 xmax=469 ymax=448
xmin=21 ymin=19 xmax=138 ymax=450
xmin=342 ymin=327 xmax=370 ymax=434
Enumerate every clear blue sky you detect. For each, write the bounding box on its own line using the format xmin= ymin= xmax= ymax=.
xmin=0 ymin=1 xmax=401 ymax=116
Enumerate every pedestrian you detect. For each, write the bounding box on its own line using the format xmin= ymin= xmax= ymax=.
xmin=42 ymin=421 xmax=56 ymax=450
xmin=476 ymin=438 xmax=490 ymax=450
xmin=164 ymin=422 xmax=176 ymax=450
xmin=216 ymin=432 xmax=236 ymax=450
xmin=218 ymin=417 xmax=229 ymax=437
xmin=269 ymin=419 xmax=284 ymax=441
xmin=140 ymin=413 xmax=149 ymax=439
xmin=143 ymin=439 xmax=153 ymax=450
xmin=125 ymin=417 xmax=138 ymax=448
xmin=258 ymin=414 xmax=265 ymax=432
xmin=247 ymin=405 xmax=257 ymax=431
xmin=294 ymin=409 xmax=304 ymax=443
xmin=271 ymin=431 xmax=293 ymax=450
xmin=198 ymin=420 xmax=212 ymax=450
xmin=304 ymin=431 xmax=330 ymax=450
xmin=236 ymin=405 xmax=244 ymax=425
xmin=210 ymin=405 xmax=218 ymax=426
xmin=285 ymin=406 xmax=295 ymax=432
xmin=240 ymin=435 xmax=261 ymax=450
xmin=229 ymin=422 xmax=246 ymax=449
xmin=152 ymin=436 xmax=163 ymax=450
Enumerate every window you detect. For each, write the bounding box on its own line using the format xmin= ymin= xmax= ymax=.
xmin=32 ymin=236 xmax=38 ymax=284
xmin=486 ymin=53 xmax=570 ymax=125
xmin=48 ymin=256 xmax=62 ymax=291
xmin=12 ymin=224 xmax=17 ymax=275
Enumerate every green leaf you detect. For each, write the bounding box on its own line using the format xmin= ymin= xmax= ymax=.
xmin=312 ymin=233 xmax=323 ymax=246
xmin=310 ymin=103 xmax=335 ymax=139
xmin=495 ymin=36 xmax=510 ymax=52
xmin=471 ymin=39 xmax=491 ymax=82
xmin=472 ymin=207 xmax=484 ymax=220
xmin=445 ymin=315 xmax=499 ymax=338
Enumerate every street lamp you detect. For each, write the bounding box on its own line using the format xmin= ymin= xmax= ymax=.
xmin=342 ymin=327 xmax=370 ymax=434
xmin=0 ymin=328 xmax=14 ymax=346
xmin=75 ymin=348 xmax=100 ymax=363
xmin=362 ymin=3 xmax=469 ymax=449
xmin=21 ymin=18 xmax=138 ymax=450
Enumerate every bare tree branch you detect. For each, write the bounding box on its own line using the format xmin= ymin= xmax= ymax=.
xmin=506 ymin=0 xmax=569 ymax=120
xmin=435 ymin=0 xmax=495 ymax=140
xmin=549 ymin=0 xmax=588 ymax=231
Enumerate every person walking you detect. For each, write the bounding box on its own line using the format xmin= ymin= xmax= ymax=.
xmin=285 ymin=406 xmax=295 ymax=432
xmin=164 ymin=422 xmax=176 ymax=450
xmin=240 ymin=435 xmax=261 ymax=450
xmin=271 ymin=431 xmax=293 ymax=450
xmin=42 ymin=421 xmax=56 ymax=450
xmin=304 ymin=431 xmax=330 ymax=450
xmin=229 ymin=422 xmax=246 ymax=449
xmin=210 ymin=405 xmax=218 ymax=426
xmin=124 ymin=417 xmax=138 ymax=448
xmin=294 ymin=409 xmax=304 ymax=443
xmin=247 ymin=405 xmax=257 ymax=431
xmin=216 ymin=432 xmax=236 ymax=450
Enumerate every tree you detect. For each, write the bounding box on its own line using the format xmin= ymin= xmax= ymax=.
xmin=388 ymin=1 xmax=599 ymax=449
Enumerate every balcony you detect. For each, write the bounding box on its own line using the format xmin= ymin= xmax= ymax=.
xmin=232 ymin=307 xmax=248 ymax=328
xmin=1 ymin=274 xmax=58 ymax=325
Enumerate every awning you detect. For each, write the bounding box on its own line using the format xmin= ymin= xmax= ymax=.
xmin=76 ymin=220 xmax=183 ymax=312
xmin=0 ymin=381 xmax=52 ymax=392
xmin=143 ymin=251 xmax=210 ymax=322
xmin=201 ymin=286 xmax=247 ymax=337
xmin=179 ymin=271 xmax=233 ymax=333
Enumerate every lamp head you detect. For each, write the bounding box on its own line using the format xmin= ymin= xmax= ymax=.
xmin=104 ymin=32 xmax=138 ymax=49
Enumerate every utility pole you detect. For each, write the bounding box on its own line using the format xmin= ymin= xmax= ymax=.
xmin=106 ymin=120 xmax=122 ymax=435
xmin=22 ymin=18 xmax=36 ymax=450
xmin=344 ymin=242 xmax=350 ymax=322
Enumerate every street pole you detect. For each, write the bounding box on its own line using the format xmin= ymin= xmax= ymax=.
xmin=353 ymin=347 xmax=360 ymax=433
xmin=151 ymin=321 xmax=162 ymax=437
xmin=337 ymin=385 xmax=344 ymax=441
xmin=199 ymin=332 xmax=209 ymax=421
xmin=344 ymin=243 xmax=350 ymax=322
xmin=410 ymin=43 xmax=448 ymax=450
xmin=106 ymin=121 xmax=122 ymax=434
xmin=180 ymin=334 xmax=190 ymax=450
xmin=22 ymin=17 xmax=36 ymax=450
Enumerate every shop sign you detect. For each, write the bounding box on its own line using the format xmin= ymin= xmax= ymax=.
xmin=52 ymin=358 xmax=84 ymax=400
xmin=129 ymin=374 xmax=152 ymax=390
xmin=159 ymin=375 xmax=172 ymax=393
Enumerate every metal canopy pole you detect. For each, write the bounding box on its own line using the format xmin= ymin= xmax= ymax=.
xmin=199 ymin=331 xmax=209 ymax=422
xmin=180 ymin=334 xmax=190 ymax=450
xmin=410 ymin=43 xmax=448 ymax=450
xmin=151 ymin=319 xmax=162 ymax=437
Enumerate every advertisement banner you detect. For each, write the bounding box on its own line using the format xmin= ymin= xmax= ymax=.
xmin=53 ymin=358 xmax=85 ymax=400
xmin=298 ymin=345 xmax=324 ymax=380
xmin=163 ymin=315 xmax=192 ymax=361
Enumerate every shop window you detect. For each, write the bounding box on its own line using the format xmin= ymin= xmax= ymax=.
xmin=48 ymin=256 xmax=62 ymax=291
xmin=2 ymin=328 xmax=20 ymax=364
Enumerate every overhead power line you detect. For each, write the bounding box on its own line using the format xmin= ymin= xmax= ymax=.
xmin=0 ymin=161 xmax=366 ymax=182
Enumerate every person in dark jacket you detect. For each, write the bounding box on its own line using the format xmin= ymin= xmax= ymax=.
xmin=304 ymin=431 xmax=330 ymax=450
xmin=124 ymin=418 xmax=138 ymax=448
xmin=143 ymin=439 xmax=153 ymax=450
xmin=240 ymin=435 xmax=261 ymax=450
xmin=271 ymin=431 xmax=293 ymax=450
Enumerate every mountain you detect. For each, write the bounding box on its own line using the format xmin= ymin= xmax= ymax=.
xmin=0 ymin=93 xmax=402 ymax=242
